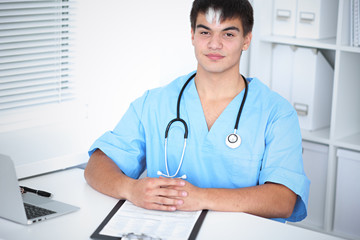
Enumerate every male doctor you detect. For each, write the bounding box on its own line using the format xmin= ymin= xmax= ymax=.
xmin=85 ymin=0 xmax=310 ymax=222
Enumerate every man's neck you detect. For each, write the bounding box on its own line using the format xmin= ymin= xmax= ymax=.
xmin=194 ymin=68 xmax=245 ymax=101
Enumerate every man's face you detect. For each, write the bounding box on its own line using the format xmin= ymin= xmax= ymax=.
xmin=191 ymin=11 xmax=252 ymax=75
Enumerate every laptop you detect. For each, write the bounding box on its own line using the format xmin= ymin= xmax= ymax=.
xmin=0 ymin=154 xmax=79 ymax=225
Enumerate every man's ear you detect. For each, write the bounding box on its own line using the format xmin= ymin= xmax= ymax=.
xmin=191 ymin=28 xmax=195 ymax=45
xmin=242 ymin=32 xmax=252 ymax=51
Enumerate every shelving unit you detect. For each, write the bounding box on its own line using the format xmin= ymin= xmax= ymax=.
xmin=249 ymin=0 xmax=360 ymax=239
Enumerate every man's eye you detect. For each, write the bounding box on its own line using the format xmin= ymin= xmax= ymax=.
xmin=200 ymin=31 xmax=210 ymax=35
xmin=225 ymin=33 xmax=234 ymax=37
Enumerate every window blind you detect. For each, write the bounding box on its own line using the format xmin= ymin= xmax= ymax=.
xmin=0 ymin=0 xmax=76 ymax=112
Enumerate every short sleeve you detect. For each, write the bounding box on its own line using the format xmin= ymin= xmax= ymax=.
xmin=88 ymin=91 xmax=149 ymax=179
xmin=259 ymin=107 xmax=310 ymax=222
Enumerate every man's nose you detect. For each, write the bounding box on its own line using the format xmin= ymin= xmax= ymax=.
xmin=207 ymin=34 xmax=223 ymax=50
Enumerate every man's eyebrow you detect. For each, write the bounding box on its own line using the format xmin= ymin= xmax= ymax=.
xmin=196 ymin=24 xmax=240 ymax=32
xmin=223 ymin=26 xmax=240 ymax=32
xmin=196 ymin=24 xmax=211 ymax=30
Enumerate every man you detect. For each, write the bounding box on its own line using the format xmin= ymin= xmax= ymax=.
xmin=85 ymin=0 xmax=310 ymax=222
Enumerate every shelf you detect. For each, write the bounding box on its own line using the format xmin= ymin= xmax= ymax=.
xmin=338 ymin=45 xmax=360 ymax=53
xmin=301 ymin=128 xmax=331 ymax=145
xmin=335 ymin=133 xmax=360 ymax=152
xmin=252 ymin=0 xmax=360 ymax=238
xmin=261 ymin=35 xmax=337 ymax=50
xmin=301 ymin=130 xmax=360 ymax=152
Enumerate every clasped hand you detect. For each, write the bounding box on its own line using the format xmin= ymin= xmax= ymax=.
xmin=128 ymin=176 xmax=203 ymax=212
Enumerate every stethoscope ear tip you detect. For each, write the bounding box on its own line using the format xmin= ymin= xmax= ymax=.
xmin=180 ymin=174 xmax=187 ymax=179
xmin=157 ymin=171 xmax=187 ymax=179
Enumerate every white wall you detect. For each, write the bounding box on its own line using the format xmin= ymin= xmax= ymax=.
xmin=0 ymin=0 xmax=251 ymax=178
xmin=76 ymin=0 xmax=197 ymax=137
xmin=0 ymin=0 xmax=197 ymax=178
xmin=77 ymin=0 xmax=251 ymax=136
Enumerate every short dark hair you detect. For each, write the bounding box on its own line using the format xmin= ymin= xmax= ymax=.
xmin=190 ymin=0 xmax=254 ymax=36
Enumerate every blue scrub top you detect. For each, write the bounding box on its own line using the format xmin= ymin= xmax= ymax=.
xmin=89 ymin=71 xmax=310 ymax=222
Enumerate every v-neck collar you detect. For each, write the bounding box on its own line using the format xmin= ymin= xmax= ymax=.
xmin=182 ymin=78 xmax=249 ymax=141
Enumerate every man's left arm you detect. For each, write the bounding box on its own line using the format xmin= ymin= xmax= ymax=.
xmin=173 ymin=181 xmax=297 ymax=219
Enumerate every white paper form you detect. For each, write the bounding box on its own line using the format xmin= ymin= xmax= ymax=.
xmin=100 ymin=201 xmax=202 ymax=240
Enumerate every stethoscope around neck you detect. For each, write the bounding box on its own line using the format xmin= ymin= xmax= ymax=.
xmin=157 ymin=72 xmax=248 ymax=179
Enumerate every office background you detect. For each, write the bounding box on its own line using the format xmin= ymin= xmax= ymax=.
xmin=0 ymin=0 xmax=359 ymax=240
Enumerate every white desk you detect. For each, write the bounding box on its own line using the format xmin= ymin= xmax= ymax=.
xmin=0 ymin=168 xmax=345 ymax=240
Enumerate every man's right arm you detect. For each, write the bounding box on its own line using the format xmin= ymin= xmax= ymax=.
xmin=84 ymin=149 xmax=134 ymax=200
xmin=84 ymin=149 xmax=186 ymax=211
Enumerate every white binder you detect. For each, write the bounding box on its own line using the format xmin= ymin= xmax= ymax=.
xmin=296 ymin=0 xmax=338 ymax=39
xmin=302 ymin=141 xmax=328 ymax=228
xmin=334 ymin=149 xmax=360 ymax=239
xmin=291 ymin=47 xmax=333 ymax=131
xmin=351 ymin=0 xmax=360 ymax=46
xmin=271 ymin=44 xmax=295 ymax=102
xmin=272 ymin=0 xmax=297 ymax=37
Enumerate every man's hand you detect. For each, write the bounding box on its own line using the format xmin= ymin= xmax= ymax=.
xmin=128 ymin=177 xmax=188 ymax=211
xmin=169 ymin=180 xmax=206 ymax=211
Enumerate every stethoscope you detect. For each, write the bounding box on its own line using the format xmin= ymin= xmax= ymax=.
xmin=157 ymin=72 xmax=248 ymax=179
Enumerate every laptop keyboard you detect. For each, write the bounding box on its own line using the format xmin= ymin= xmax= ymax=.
xmin=24 ymin=203 xmax=56 ymax=219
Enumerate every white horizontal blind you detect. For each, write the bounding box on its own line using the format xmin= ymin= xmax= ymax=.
xmin=0 ymin=0 xmax=76 ymax=113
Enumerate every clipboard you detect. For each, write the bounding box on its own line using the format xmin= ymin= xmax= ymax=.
xmin=90 ymin=200 xmax=208 ymax=240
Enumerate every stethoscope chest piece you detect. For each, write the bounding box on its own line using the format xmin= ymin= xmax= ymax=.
xmin=226 ymin=133 xmax=241 ymax=149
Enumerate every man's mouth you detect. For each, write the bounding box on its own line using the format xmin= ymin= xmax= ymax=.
xmin=206 ymin=53 xmax=224 ymax=60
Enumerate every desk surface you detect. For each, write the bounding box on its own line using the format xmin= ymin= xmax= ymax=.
xmin=0 ymin=168 xmax=345 ymax=240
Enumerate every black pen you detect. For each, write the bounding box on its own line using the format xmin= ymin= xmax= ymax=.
xmin=20 ymin=186 xmax=52 ymax=198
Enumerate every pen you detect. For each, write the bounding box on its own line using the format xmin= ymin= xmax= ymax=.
xmin=20 ymin=186 xmax=52 ymax=198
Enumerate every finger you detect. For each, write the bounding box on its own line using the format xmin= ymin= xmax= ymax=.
xmin=146 ymin=203 xmax=177 ymax=212
xmin=154 ymin=196 xmax=184 ymax=206
xmin=157 ymin=177 xmax=186 ymax=187
xmin=141 ymin=197 xmax=180 ymax=211
xmin=158 ymin=176 xmax=185 ymax=185
xmin=157 ymin=188 xmax=188 ymax=198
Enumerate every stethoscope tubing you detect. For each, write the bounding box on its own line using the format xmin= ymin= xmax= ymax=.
xmin=234 ymin=76 xmax=248 ymax=131
xmin=160 ymin=72 xmax=248 ymax=178
xmin=176 ymin=72 xmax=197 ymax=119
xmin=163 ymin=138 xmax=187 ymax=178
xmin=165 ymin=118 xmax=188 ymax=139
